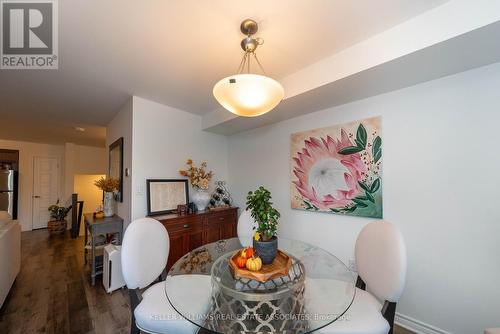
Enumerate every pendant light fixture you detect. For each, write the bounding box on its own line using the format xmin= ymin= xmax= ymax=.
xmin=213 ymin=19 xmax=284 ymax=117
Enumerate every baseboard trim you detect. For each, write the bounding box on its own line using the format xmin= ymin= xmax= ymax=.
xmin=396 ymin=313 xmax=453 ymax=334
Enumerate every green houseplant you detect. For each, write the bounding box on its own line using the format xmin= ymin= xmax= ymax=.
xmin=246 ymin=186 xmax=280 ymax=264
xmin=47 ymin=200 xmax=71 ymax=234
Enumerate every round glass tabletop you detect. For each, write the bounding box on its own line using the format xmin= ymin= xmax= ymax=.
xmin=165 ymin=237 xmax=356 ymax=333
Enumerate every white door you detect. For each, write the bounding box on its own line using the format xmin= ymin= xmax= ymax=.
xmin=32 ymin=157 xmax=60 ymax=229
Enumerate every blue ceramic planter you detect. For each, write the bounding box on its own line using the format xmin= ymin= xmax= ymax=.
xmin=253 ymin=237 xmax=278 ymax=264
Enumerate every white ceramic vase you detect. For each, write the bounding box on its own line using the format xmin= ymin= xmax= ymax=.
xmin=103 ymin=192 xmax=114 ymax=217
xmin=192 ymin=188 xmax=211 ymax=211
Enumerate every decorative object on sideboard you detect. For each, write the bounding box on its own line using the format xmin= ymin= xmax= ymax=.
xmin=94 ymin=177 xmax=120 ymax=217
xmin=213 ymin=19 xmax=284 ymax=117
xmin=177 ymin=204 xmax=188 ymax=216
xmin=291 ymin=116 xmax=383 ymax=218
xmin=188 ymin=202 xmax=196 ymax=214
xmin=246 ymin=186 xmax=280 ymax=264
xmin=209 ymin=180 xmax=233 ymax=208
xmin=47 ymin=200 xmax=71 ymax=235
xmin=179 ymin=159 xmax=213 ymax=211
xmin=146 ymin=179 xmax=189 ymax=216
xmin=191 ymin=189 xmax=211 ymax=212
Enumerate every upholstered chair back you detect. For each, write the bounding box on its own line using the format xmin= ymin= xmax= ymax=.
xmin=355 ymin=221 xmax=407 ymax=303
xmin=237 ymin=209 xmax=256 ymax=247
xmin=121 ymin=218 xmax=169 ymax=289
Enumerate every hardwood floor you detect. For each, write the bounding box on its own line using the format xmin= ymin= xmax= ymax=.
xmin=0 ymin=229 xmax=414 ymax=334
xmin=0 ymin=230 xmax=130 ymax=334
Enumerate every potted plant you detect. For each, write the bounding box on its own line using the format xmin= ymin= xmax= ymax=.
xmin=179 ymin=159 xmax=213 ymax=211
xmin=94 ymin=177 xmax=120 ymax=217
xmin=246 ymin=186 xmax=281 ymax=264
xmin=48 ymin=200 xmax=71 ymax=235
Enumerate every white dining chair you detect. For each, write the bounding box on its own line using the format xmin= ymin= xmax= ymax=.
xmin=237 ymin=209 xmax=256 ymax=247
xmin=121 ymin=217 xmax=210 ymax=334
xmin=485 ymin=329 xmax=500 ymax=334
xmin=319 ymin=221 xmax=407 ymax=334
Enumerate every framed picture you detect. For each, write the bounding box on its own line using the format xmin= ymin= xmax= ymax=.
xmin=109 ymin=137 xmax=124 ymax=202
xmin=146 ymin=179 xmax=189 ymax=216
xmin=291 ymin=116 xmax=383 ymax=218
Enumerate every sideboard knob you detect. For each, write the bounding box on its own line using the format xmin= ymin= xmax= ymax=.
xmin=183 ymin=224 xmax=189 ymax=228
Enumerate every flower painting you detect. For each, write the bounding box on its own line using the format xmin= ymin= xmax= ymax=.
xmin=291 ymin=117 xmax=382 ymax=218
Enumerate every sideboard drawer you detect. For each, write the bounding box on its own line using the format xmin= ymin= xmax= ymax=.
xmin=206 ymin=210 xmax=236 ymax=225
xmin=165 ymin=220 xmax=203 ymax=234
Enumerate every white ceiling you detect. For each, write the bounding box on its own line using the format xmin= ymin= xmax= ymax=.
xmin=0 ymin=0 xmax=449 ymax=146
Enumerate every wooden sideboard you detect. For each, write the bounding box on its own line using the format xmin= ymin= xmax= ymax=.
xmin=155 ymin=207 xmax=238 ymax=270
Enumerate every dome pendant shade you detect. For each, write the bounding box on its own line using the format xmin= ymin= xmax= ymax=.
xmin=213 ymin=74 xmax=284 ymax=117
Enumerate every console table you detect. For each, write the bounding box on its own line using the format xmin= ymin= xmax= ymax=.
xmin=154 ymin=207 xmax=238 ymax=270
xmin=84 ymin=214 xmax=124 ymax=286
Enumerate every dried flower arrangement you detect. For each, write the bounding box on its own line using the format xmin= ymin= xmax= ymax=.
xmin=179 ymin=159 xmax=213 ymax=190
xmin=94 ymin=177 xmax=120 ymax=192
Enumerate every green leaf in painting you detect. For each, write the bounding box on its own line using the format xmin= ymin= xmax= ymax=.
xmin=338 ymin=146 xmax=364 ymax=155
xmin=370 ymin=178 xmax=381 ymax=193
xmin=352 ymin=198 xmax=367 ymax=206
xmin=372 ymin=136 xmax=382 ymax=163
xmin=355 ymin=139 xmax=364 ymax=149
xmin=346 ymin=205 xmax=357 ymax=212
xmin=353 ymin=200 xmax=368 ymax=208
xmin=358 ymin=182 xmax=370 ymax=192
xmin=365 ymin=192 xmax=375 ymax=203
xmin=330 ymin=208 xmax=341 ymax=213
xmin=356 ymin=124 xmax=367 ymax=148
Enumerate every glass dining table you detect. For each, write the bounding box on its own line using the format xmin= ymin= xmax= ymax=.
xmin=165 ymin=237 xmax=356 ymax=333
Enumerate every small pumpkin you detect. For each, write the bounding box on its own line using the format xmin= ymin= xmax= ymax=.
xmin=241 ymin=247 xmax=254 ymax=259
xmin=235 ymin=256 xmax=247 ymax=268
xmin=246 ymin=256 xmax=263 ymax=272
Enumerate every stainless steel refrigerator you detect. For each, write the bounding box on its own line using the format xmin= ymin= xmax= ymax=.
xmin=0 ymin=170 xmax=17 ymax=219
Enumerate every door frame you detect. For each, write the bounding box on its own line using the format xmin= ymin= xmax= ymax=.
xmin=32 ymin=156 xmax=61 ymax=230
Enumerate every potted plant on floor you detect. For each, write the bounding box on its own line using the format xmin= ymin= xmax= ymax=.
xmin=246 ymin=186 xmax=281 ymax=264
xmin=48 ymin=200 xmax=71 ymax=235
xmin=94 ymin=177 xmax=120 ymax=217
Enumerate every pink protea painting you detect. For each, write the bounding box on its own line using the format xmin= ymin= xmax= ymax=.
xmin=290 ymin=117 xmax=382 ymax=218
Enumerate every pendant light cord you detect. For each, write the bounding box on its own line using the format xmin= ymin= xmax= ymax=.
xmin=236 ymin=51 xmax=266 ymax=75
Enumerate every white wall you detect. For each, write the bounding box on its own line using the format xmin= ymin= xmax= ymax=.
xmin=74 ymin=174 xmax=106 ymax=235
xmin=64 ymin=143 xmax=107 ymax=199
xmin=106 ymin=98 xmax=134 ymax=226
xmin=0 ymin=140 xmax=65 ymax=231
xmin=131 ymin=97 xmax=228 ymax=222
xmin=62 ymin=143 xmax=107 ymax=230
xmin=227 ymin=62 xmax=500 ymax=333
xmin=0 ymin=140 xmax=107 ymax=231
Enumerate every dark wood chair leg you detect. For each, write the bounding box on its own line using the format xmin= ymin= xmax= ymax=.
xmin=129 ymin=288 xmax=142 ymax=334
xmin=381 ymin=301 xmax=397 ymax=334
xmin=356 ymin=275 xmax=366 ymax=290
